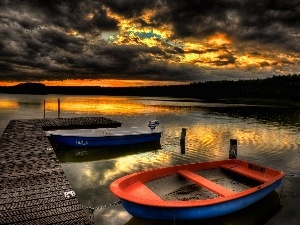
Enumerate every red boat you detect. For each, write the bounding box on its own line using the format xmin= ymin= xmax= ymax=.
xmin=110 ymin=159 xmax=285 ymax=220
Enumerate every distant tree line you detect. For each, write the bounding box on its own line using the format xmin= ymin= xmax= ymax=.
xmin=0 ymin=74 xmax=299 ymax=100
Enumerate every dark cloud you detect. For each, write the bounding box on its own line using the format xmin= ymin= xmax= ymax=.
xmin=214 ymin=53 xmax=237 ymax=66
xmin=161 ymin=0 xmax=233 ymax=37
xmin=2 ymin=0 xmax=119 ymax=33
xmin=38 ymin=28 xmax=86 ymax=54
xmin=0 ymin=62 xmax=15 ymax=73
xmin=0 ymin=0 xmax=299 ymax=84
xmin=160 ymin=0 xmax=300 ymax=49
xmin=101 ymin=0 xmax=158 ymax=18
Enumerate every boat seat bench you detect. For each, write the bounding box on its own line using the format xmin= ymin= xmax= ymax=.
xmin=177 ymin=169 xmax=235 ymax=197
xmin=127 ymin=181 xmax=163 ymax=201
xmin=220 ymin=164 xmax=271 ymax=182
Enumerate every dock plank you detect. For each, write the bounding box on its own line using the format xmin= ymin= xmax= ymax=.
xmin=0 ymin=117 xmax=121 ymax=224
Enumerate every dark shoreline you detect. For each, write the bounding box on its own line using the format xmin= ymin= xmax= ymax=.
xmin=0 ymin=75 xmax=299 ymax=101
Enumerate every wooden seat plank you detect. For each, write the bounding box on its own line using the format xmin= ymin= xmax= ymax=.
xmin=127 ymin=181 xmax=163 ymax=201
xmin=220 ymin=164 xmax=271 ymax=182
xmin=177 ymin=169 xmax=235 ymax=197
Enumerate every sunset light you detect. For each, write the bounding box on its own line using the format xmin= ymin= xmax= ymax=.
xmin=208 ymin=33 xmax=232 ymax=46
xmin=0 ymin=2 xmax=299 ymax=225
xmin=41 ymin=79 xmax=186 ymax=87
xmin=0 ymin=100 xmax=18 ymax=109
xmin=0 ymin=79 xmax=187 ymax=87
xmin=44 ymin=96 xmax=173 ymax=115
xmin=0 ymin=1 xmax=299 ymax=86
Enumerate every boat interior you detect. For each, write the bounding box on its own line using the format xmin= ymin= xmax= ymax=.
xmin=145 ymin=168 xmax=263 ymax=201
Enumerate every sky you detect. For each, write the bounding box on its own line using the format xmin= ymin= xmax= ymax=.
xmin=0 ymin=0 xmax=299 ymax=87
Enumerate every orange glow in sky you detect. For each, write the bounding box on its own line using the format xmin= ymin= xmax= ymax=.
xmin=0 ymin=1 xmax=299 ymax=88
xmin=0 ymin=81 xmax=20 ymax=86
xmin=0 ymin=79 xmax=187 ymax=87
xmin=208 ymin=33 xmax=231 ymax=46
xmin=45 ymin=79 xmax=188 ymax=87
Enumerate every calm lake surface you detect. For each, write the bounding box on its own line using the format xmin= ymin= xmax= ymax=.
xmin=0 ymin=94 xmax=299 ymax=224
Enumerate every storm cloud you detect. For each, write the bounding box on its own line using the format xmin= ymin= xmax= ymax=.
xmin=0 ymin=0 xmax=299 ymax=85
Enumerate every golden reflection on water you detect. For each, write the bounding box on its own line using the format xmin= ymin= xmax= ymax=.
xmin=49 ymin=96 xmax=299 ymax=225
xmin=0 ymin=94 xmax=297 ymax=225
xmin=0 ymin=101 xmax=18 ymax=109
xmin=102 ymin=159 xmax=133 ymax=185
xmin=102 ymin=151 xmax=173 ymax=186
xmin=181 ymin=121 xmax=299 ymax=162
xmin=186 ymin=126 xmax=225 ymax=158
xmin=44 ymin=96 xmax=172 ymax=115
xmin=232 ymin=127 xmax=295 ymax=150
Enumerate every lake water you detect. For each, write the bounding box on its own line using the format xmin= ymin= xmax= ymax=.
xmin=0 ymin=94 xmax=299 ymax=224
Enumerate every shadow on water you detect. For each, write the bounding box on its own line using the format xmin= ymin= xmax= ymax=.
xmin=54 ymin=141 xmax=162 ymax=163
xmin=125 ymin=191 xmax=281 ymax=225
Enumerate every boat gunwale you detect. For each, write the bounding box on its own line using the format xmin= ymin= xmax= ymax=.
xmin=110 ymin=159 xmax=285 ymax=208
xmin=46 ymin=128 xmax=162 ymax=138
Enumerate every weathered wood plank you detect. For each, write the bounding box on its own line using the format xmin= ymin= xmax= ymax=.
xmin=0 ymin=117 xmax=121 ymax=224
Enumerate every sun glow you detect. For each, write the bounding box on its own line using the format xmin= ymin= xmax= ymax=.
xmin=0 ymin=79 xmax=186 ymax=87
xmin=67 ymin=30 xmax=79 ymax=36
xmin=183 ymin=53 xmax=201 ymax=63
xmin=238 ymin=55 xmax=274 ymax=68
xmin=208 ymin=33 xmax=231 ymax=46
xmin=105 ymin=6 xmax=173 ymax=49
xmin=183 ymin=42 xmax=204 ymax=51
xmin=41 ymin=79 xmax=186 ymax=87
xmin=176 ymin=33 xmax=236 ymax=67
xmin=87 ymin=13 xmax=94 ymax=20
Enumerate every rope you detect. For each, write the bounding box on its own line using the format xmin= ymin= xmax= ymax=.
xmin=84 ymin=200 xmax=121 ymax=211
xmin=83 ymin=201 xmax=121 ymax=225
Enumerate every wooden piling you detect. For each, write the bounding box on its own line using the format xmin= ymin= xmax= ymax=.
xmin=44 ymin=100 xmax=46 ymax=119
xmin=180 ymin=128 xmax=187 ymax=154
xmin=229 ymin=139 xmax=237 ymax=159
xmin=58 ymin=98 xmax=60 ymax=118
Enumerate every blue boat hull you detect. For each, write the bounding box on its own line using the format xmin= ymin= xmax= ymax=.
xmin=119 ymin=180 xmax=282 ymax=220
xmin=50 ymin=132 xmax=162 ymax=147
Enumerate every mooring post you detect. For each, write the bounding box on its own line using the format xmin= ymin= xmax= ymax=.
xmin=180 ymin=128 xmax=187 ymax=154
xmin=229 ymin=139 xmax=237 ymax=159
xmin=58 ymin=98 xmax=60 ymax=118
xmin=44 ymin=100 xmax=46 ymax=119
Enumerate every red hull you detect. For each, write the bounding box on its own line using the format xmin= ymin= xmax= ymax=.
xmin=110 ymin=159 xmax=285 ymax=208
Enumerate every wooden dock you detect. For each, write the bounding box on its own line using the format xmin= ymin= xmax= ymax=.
xmin=0 ymin=117 xmax=122 ymax=224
